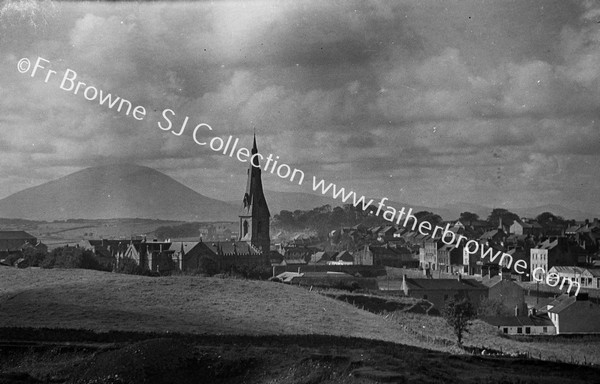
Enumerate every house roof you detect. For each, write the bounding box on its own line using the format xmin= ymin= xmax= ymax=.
xmin=301 ymin=271 xmax=351 ymax=278
xmin=551 ymin=266 xmax=584 ymax=274
xmin=170 ymin=241 xmax=200 ymax=254
xmin=335 ymin=250 xmax=353 ymax=261
xmin=481 ymin=230 xmax=500 ymax=240
xmin=587 ymin=268 xmax=600 ymax=277
xmin=514 ymin=219 xmax=533 ymax=229
xmin=378 ymin=226 xmax=395 ymax=234
xmin=403 ymin=278 xmax=487 ymax=291
xmin=534 ymin=239 xmax=558 ymax=250
xmin=281 ymin=259 xmax=306 ymax=265
xmin=437 ymin=244 xmax=455 ymax=252
xmin=548 ymin=296 xmax=577 ymax=313
xmin=482 ymin=314 xmax=553 ymax=327
xmin=206 ymin=241 xmax=260 ymax=255
xmin=480 ymin=275 xmax=502 ymax=287
xmin=274 ymin=272 xmax=302 ymax=283
xmin=0 ymin=231 xmax=36 ymax=240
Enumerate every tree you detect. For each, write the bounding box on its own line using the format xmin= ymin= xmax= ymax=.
xmin=459 ymin=212 xmax=479 ymax=225
xmin=41 ymin=246 xmax=106 ymax=271
xmin=22 ymin=247 xmax=47 ymax=267
xmin=487 ymin=208 xmax=519 ymax=228
xmin=415 ymin=211 xmax=442 ymax=226
xmin=442 ymin=298 xmax=476 ymax=346
xmin=536 ymin=212 xmax=565 ymax=226
xmin=477 ymin=297 xmax=511 ymax=317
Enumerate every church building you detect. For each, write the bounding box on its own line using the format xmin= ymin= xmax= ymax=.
xmin=239 ymin=134 xmax=271 ymax=253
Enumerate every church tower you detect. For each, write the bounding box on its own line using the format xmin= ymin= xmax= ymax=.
xmin=239 ymin=134 xmax=271 ymax=253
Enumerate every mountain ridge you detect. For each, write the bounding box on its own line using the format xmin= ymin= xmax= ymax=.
xmin=0 ymin=164 xmax=596 ymax=222
xmin=0 ymin=164 xmax=239 ymax=222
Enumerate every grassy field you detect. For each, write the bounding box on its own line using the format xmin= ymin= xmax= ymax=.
xmin=0 ymin=268 xmax=452 ymax=351
xmin=1 ymin=267 xmax=600 ymax=383
xmin=32 ymin=219 xmax=187 ymax=247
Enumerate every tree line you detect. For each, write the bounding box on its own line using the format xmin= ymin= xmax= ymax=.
xmin=5 ymin=246 xmax=111 ymax=271
xmin=272 ymin=204 xmax=574 ymax=238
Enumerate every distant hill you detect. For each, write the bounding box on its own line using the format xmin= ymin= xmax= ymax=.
xmin=514 ymin=204 xmax=597 ymax=221
xmin=243 ymin=190 xmax=341 ymax=216
xmin=0 ymin=164 xmax=239 ymax=222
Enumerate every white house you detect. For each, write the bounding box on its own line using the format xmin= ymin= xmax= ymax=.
xmin=483 ymin=315 xmax=555 ymax=336
xmin=549 ymin=266 xmax=600 ymax=290
xmin=547 ymin=294 xmax=600 ymax=335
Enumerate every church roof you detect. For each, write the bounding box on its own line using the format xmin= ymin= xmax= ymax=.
xmin=205 ymin=241 xmax=261 ymax=255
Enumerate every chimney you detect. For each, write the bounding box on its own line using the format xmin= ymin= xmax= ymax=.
xmin=515 ymin=305 xmax=519 ymax=317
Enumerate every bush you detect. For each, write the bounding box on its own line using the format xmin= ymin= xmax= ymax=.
xmin=41 ymin=247 xmax=109 ymax=271
xmin=22 ymin=247 xmax=47 ymax=267
xmin=116 ymin=256 xmax=145 ymax=275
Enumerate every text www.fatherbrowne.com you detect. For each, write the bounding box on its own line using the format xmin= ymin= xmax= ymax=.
xmin=18 ymin=56 xmax=579 ymax=296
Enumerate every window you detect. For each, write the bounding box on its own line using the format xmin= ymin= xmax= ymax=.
xmin=525 ymin=327 xmax=531 ymax=334
xmin=503 ymin=328 xmax=508 ymax=334
xmin=517 ymin=327 xmax=522 ymax=334
xmin=543 ymin=327 xmax=547 ymax=333
xmin=423 ymin=295 xmax=428 ymax=300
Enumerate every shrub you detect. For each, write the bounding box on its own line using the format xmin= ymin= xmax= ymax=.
xmin=41 ymin=247 xmax=109 ymax=271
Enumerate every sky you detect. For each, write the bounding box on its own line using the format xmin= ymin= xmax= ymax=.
xmin=0 ymin=0 xmax=599 ymax=216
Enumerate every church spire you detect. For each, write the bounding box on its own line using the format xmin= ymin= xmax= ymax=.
xmin=239 ymin=133 xmax=270 ymax=253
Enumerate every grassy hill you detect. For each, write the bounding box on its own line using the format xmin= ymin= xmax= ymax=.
xmin=0 ymin=268 xmax=441 ymax=349
xmin=2 ymin=268 xmax=600 ymax=383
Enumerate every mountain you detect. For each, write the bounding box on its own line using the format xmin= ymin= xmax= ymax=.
xmin=0 ymin=164 xmax=239 ymax=222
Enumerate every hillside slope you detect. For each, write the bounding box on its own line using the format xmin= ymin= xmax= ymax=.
xmin=0 ymin=268 xmax=437 ymax=350
xmin=0 ymin=164 xmax=239 ymax=222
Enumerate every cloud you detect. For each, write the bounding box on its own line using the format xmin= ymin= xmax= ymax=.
xmin=0 ymin=1 xmax=599 ymax=214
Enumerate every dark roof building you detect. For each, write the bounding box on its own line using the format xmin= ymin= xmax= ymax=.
xmin=401 ymin=274 xmax=488 ymax=310
xmin=0 ymin=231 xmax=37 ymax=252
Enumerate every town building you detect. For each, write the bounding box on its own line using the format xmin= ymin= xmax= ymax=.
xmin=483 ymin=315 xmax=555 ymax=336
xmin=0 ymin=231 xmax=38 ymax=255
xmin=548 ymin=266 xmax=600 ymax=290
xmin=400 ymin=274 xmax=488 ymax=310
xmin=510 ymin=219 xmax=543 ymax=237
xmin=481 ymin=272 xmax=527 ymax=316
xmin=547 ymin=293 xmax=600 ymax=334
xmin=530 ymin=238 xmax=584 ymax=281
